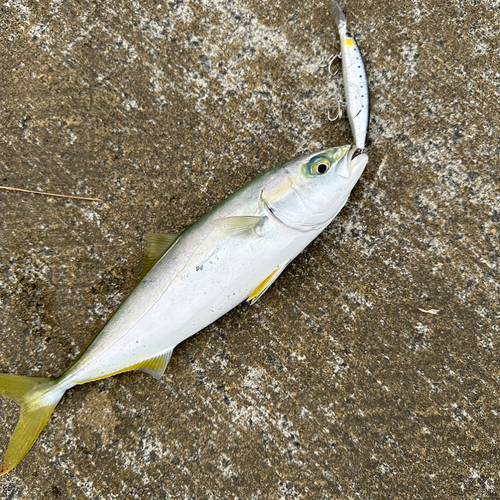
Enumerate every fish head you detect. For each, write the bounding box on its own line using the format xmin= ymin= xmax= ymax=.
xmin=261 ymin=145 xmax=368 ymax=231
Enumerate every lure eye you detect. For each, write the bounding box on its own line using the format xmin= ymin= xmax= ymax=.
xmin=345 ymin=30 xmax=352 ymax=38
xmin=309 ymin=157 xmax=331 ymax=175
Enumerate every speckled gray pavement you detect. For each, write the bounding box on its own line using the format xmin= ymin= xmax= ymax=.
xmin=0 ymin=0 xmax=499 ymax=498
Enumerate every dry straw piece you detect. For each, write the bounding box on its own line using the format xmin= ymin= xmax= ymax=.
xmin=0 ymin=185 xmax=102 ymax=202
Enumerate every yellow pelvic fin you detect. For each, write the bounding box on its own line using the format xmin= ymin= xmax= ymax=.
xmin=247 ymin=266 xmax=284 ymax=305
xmin=0 ymin=374 xmax=61 ymax=476
xmin=141 ymin=232 xmax=179 ymax=280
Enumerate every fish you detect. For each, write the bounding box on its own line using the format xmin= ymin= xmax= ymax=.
xmin=0 ymin=144 xmax=368 ymax=475
xmin=331 ymin=1 xmax=370 ymax=150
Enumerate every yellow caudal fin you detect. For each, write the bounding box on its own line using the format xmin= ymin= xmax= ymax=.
xmin=0 ymin=374 xmax=62 ymax=476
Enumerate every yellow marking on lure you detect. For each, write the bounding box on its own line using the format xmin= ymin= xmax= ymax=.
xmin=345 ymin=37 xmax=355 ymax=48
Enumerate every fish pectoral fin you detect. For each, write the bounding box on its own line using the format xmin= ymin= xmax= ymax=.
xmin=247 ymin=262 xmax=289 ymax=305
xmin=141 ymin=232 xmax=179 ymax=279
xmin=137 ymin=349 xmax=173 ymax=380
xmin=214 ymin=216 xmax=266 ymax=235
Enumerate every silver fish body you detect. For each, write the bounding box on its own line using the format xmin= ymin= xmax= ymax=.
xmin=60 ymin=146 xmax=367 ymax=387
xmin=332 ymin=1 xmax=370 ymax=150
xmin=0 ymin=144 xmax=368 ymax=475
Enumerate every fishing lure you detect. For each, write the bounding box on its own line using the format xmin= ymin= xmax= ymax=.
xmin=331 ymin=1 xmax=370 ymax=150
xmin=0 ymin=145 xmax=368 ymax=475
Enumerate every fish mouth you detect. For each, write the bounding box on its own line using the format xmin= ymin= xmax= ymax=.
xmin=335 ymin=146 xmax=368 ymax=179
xmin=349 ymin=148 xmax=369 ymax=175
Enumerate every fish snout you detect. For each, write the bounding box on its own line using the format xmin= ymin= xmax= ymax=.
xmin=334 ymin=147 xmax=367 ymax=179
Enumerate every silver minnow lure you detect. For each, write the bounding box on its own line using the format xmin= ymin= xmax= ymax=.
xmin=0 ymin=145 xmax=368 ymax=476
xmin=332 ymin=1 xmax=370 ymax=150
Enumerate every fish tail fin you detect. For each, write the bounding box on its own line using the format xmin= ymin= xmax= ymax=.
xmin=0 ymin=373 xmax=63 ymax=476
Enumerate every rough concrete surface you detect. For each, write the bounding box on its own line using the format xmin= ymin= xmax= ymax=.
xmin=0 ymin=0 xmax=499 ymax=498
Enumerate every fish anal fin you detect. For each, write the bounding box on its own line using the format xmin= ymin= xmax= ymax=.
xmin=141 ymin=232 xmax=178 ymax=279
xmin=247 ymin=263 xmax=288 ymax=305
xmin=137 ymin=350 xmax=173 ymax=380
xmin=78 ymin=349 xmax=174 ymax=384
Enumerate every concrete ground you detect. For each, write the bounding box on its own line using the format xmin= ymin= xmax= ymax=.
xmin=1 ymin=0 xmax=499 ymax=498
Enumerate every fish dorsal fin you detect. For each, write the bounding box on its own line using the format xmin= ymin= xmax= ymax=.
xmin=141 ymin=232 xmax=178 ymax=279
xmin=137 ymin=349 xmax=173 ymax=380
xmin=247 ymin=261 xmax=289 ymax=305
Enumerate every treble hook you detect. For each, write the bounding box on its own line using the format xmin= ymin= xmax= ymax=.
xmin=328 ymin=100 xmax=343 ymax=121
xmin=319 ymin=55 xmax=331 ymax=68
xmin=328 ymin=52 xmax=341 ymax=75
xmin=320 ymin=52 xmax=341 ymax=75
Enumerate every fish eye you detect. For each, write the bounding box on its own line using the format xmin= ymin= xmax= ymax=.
xmin=309 ymin=157 xmax=331 ymax=175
